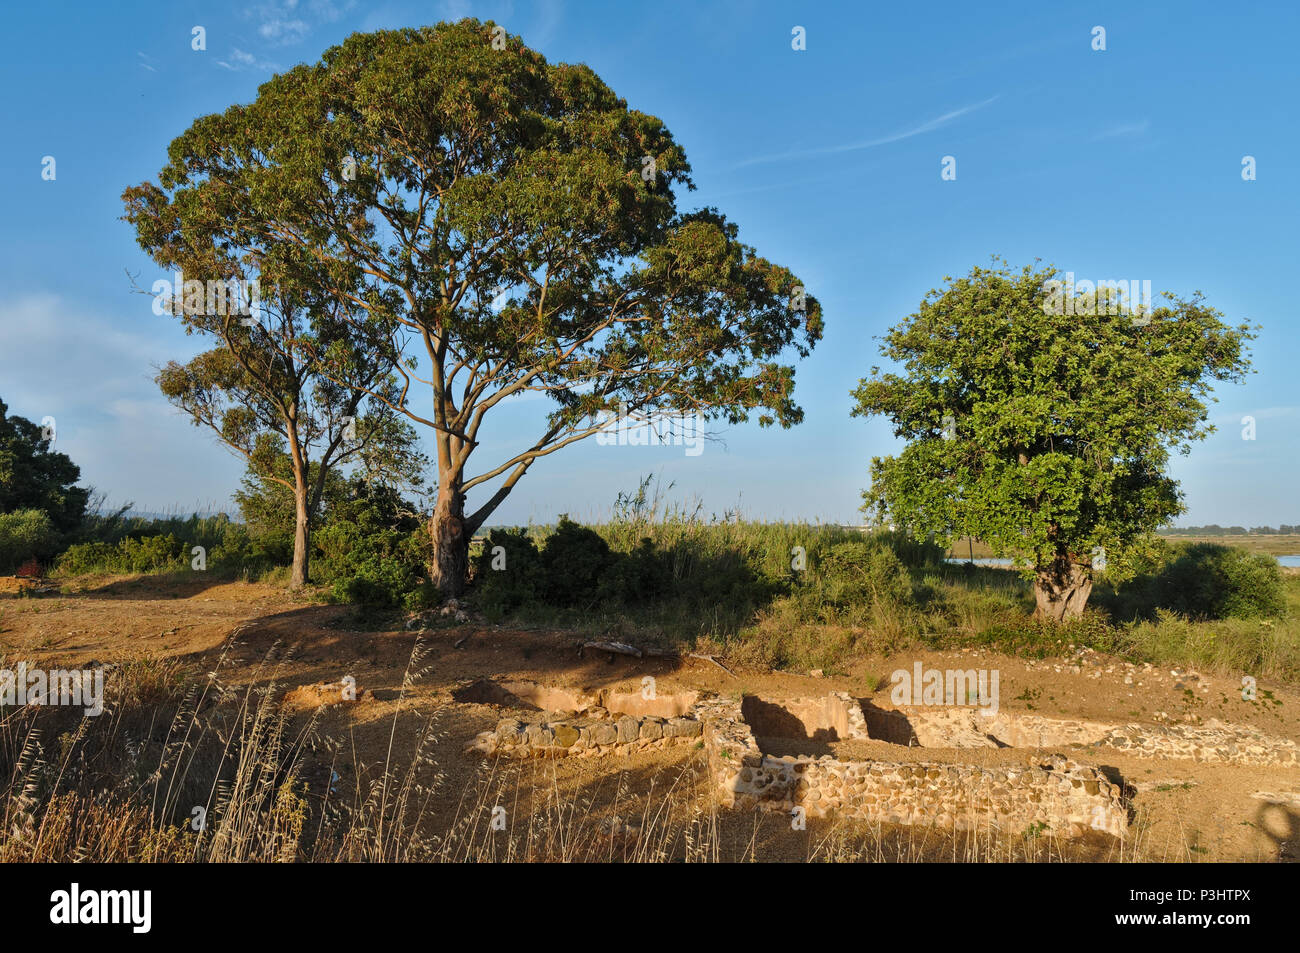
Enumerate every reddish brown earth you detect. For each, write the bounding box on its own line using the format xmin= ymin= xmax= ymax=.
xmin=2 ymin=573 xmax=1297 ymax=862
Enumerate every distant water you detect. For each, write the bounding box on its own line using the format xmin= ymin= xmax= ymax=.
xmin=946 ymin=555 xmax=1300 ymax=568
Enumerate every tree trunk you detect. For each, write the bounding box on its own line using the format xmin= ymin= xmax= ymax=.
xmin=429 ymin=480 xmax=468 ymax=598
xmin=290 ymin=491 xmax=310 ymax=589
xmin=1033 ymin=549 xmax=1092 ymax=621
xmin=285 ymin=410 xmax=311 ymax=591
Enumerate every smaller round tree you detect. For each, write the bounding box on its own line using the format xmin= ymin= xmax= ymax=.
xmin=851 ymin=260 xmax=1256 ymax=621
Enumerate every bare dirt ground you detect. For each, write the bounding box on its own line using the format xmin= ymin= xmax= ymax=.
xmin=3 ymin=573 xmax=1298 ymax=862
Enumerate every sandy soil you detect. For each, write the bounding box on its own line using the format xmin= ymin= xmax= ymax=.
xmin=2 ymin=573 xmax=1297 ymax=862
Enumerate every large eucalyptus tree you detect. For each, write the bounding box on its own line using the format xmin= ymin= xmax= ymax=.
xmin=127 ymin=19 xmax=822 ymax=595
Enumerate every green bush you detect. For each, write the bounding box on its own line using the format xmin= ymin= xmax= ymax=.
xmin=75 ymin=510 xmax=238 ymax=550
xmin=539 ymin=516 xmax=615 ymax=606
xmin=1154 ymin=543 xmax=1286 ymax=620
xmin=473 ymin=527 xmax=543 ymax=615
xmin=817 ymin=541 xmax=913 ymax=608
xmin=314 ymin=482 xmax=430 ymax=609
xmin=598 ymin=537 xmax=673 ymax=604
xmin=971 ymin=610 xmax=1117 ymax=659
xmin=209 ymin=523 xmax=291 ymax=578
xmin=472 ymin=520 xmax=766 ymax=617
xmin=55 ymin=541 xmax=113 ymax=575
xmin=464 ymin=504 xmax=942 ymax=628
xmin=56 ymin=534 xmax=188 ymax=575
xmin=0 ymin=508 xmax=59 ymax=573
xmin=870 ymin=529 xmax=946 ymax=569
xmin=54 ymin=510 xmax=266 ymax=577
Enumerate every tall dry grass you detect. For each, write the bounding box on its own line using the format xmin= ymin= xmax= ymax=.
xmin=0 ymin=637 xmax=1179 ymax=863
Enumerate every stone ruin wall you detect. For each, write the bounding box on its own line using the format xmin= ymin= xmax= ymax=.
xmin=875 ymin=706 xmax=1300 ymax=767
xmin=464 ymin=679 xmax=705 ymax=759
xmin=463 ymin=679 xmax=1298 ymax=837
xmin=468 ymin=711 xmax=703 ymax=758
xmin=698 ymin=695 xmax=1128 ymax=839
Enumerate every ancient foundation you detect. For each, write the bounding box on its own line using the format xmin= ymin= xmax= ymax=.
xmin=862 ymin=704 xmax=1300 ymax=767
xmin=461 ymin=680 xmax=1299 ymax=838
xmin=462 ymin=679 xmax=702 ymax=758
xmin=699 ymin=694 xmax=1127 ymax=838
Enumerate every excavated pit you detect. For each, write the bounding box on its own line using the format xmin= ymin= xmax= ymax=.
xmin=462 ymin=684 xmax=1298 ymax=836
xmin=704 ymin=693 xmax=1300 ymax=838
xmin=703 ymin=693 xmax=1131 ymax=838
xmin=740 ymin=693 xmax=866 ymax=743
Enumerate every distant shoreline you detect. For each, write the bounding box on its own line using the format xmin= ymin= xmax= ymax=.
xmin=946 ymin=534 xmax=1300 ymax=560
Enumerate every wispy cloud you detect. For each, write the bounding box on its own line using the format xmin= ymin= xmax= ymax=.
xmin=216 ymin=48 xmax=282 ymax=72
xmin=245 ymin=0 xmax=355 ymax=46
xmin=734 ymin=95 xmax=999 ymax=169
xmin=0 ymin=294 xmax=244 ymax=512
xmin=434 ymin=0 xmax=476 ymax=20
xmin=258 ymin=17 xmax=310 ymax=43
xmin=1093 ymin=119 xmax=1150 ymax=141
xmin=1210 ymin=405 xmax=1299 ymax=427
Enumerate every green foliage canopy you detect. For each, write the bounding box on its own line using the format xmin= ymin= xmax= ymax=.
xmin=124 ymin=19 xmax=822 ymax=543
xmin=0 ymin=399 xmax=88 ymax=534
xmin=851 ymin=261 xmax=1256 ymax=582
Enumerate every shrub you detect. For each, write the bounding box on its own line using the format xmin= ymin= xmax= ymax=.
xmin=598 ymin=537 xmax=673 ymax=604
xmin=74 ymin=510 xmax=238 ymax=551
xmin=313 ymin=482 xmax=429 ymax=609
xmin=539 ymin=516 xmax=615 ymax=606
xmin=817 ymin=541 xmax=913 ymax=608
xmin=472 ymin=527 xmax=543 ymax=615
xmin=870 ymin=529 xmax=946 ymax=569
xmin=54 ymin=510 xmax=260 ymax=577
xmin=332 ymin=562 xmax=432 ymax=611
xmin=56 ymin=534 xmax=187 ymax=575
xmin=1118 ymin=607 xmax=1300 ymax=679
xmin=55 ymin=541 xmax=113 ymax=574
xmin=0 ymin=508 xmax=59 ymax=573
xmin=464 ymin=506 xmax=943 ymax=627
xmin=1154 ymin=543 xmax=1286 ymax=620
xmin=123 ymin=534 xmax=187 ymax=573
xmin=971 ymin=610 xmax=1117 ymax=659
xmin=209 ymin=523 xmax=290 ymax=578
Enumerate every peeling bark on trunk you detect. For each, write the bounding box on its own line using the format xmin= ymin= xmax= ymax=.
xmin=1033 ymin=549 xmax=1092 ymax=621
xmin=429 ymin=481 xmax=467 ymax=598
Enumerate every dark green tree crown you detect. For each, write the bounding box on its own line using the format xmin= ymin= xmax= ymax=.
xmin=852 ymin=260 xmax=1255 ymax=576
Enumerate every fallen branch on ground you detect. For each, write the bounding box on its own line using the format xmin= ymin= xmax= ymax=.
xmin=687 ymin=652 xmax=736 ymax=677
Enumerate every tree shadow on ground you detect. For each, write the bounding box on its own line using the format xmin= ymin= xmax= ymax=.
xmin=46 ymin=570 xmax=253 ymax=601
xmin=1252 ymin=800 xmax=1299 ymax=862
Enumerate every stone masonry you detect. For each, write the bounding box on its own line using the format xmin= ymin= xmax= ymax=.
xmin=467 ymin=711 xmax=703 ymax=759
xmin=699 ymin=695 xmax=1128 ymax=838
xmin=459 ymin=680 xmax=1298 ymax=838
xmin=885 ymin=707 xmax=1300 ymax=767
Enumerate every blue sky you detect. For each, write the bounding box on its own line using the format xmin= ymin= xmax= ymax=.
xmin=2 ymin=0 xmax=1296 ymax=527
